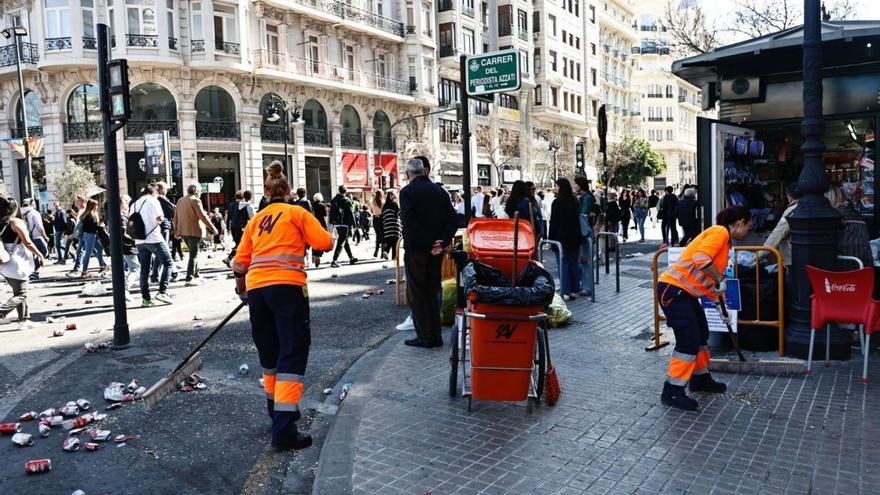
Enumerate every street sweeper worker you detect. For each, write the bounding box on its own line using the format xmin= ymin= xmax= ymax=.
xmin=657 ymin=205 xmax=752 ymax=411
xmin=232 ymin=161 xmax=333 ymax=450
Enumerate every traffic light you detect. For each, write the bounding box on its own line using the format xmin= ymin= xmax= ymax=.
xmin=575 ymin=141 xmax=585 ymax=175
xmin=106 ymin=59 xmax=131 ymax=122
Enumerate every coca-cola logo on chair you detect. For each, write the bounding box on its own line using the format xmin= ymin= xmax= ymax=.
xmin=824 ymin=278 xmax=856 ymax=293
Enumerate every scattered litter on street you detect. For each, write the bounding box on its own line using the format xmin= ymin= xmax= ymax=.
xmin=72 ymin=490 xmax=86 ymax=495
xmin=76 ymin=399 xmax=90 ymax=411
xmin=238 ymin=364 xmax=249 ymax=375
xmin=322 ymin=388 xmax=332 ymax=395
xmin=85 ymin=341 xmax=112 ymax=353
xmin=331 ymin=274 xmax=339 ymax=278
xmin=0 ymin=422 xmax=22 ymax=434
xmin=52 ymin=329 xmax=66 ymax=337
xmin=66 ymin=323 xmax=77 ymax=330
xmin=126 ymin=379 xmax=140 ymax=393
xmin=193 ymin=315 xmax=202 ymax=320
xmin=133 ymin=386 xmax=147 ymax=399
xmin=19 ymin=411 xmax=37 ymax=421
xmin=45 ymin=316 xmax=66 ymax=323
xmin=105 ymin=403 xmax=121 ymax=411
xmin=193 ymin=322 xmax=204 ymax=329
xmin=258 ymin=378 xmax=264 ymax=387
xmin=103 ymin=382 xmax=126 ymax=402
xmin=89 ymin=430 xmax=111 ymax=442
xmin=43 ymin=416 xmax=64 ymax=427
xmin=38 ymin=424 xmax=50 ymax=437
xmin=385 ymin=279 xmax=396 ymax=285
xmin=12 ymin=433 xmax=34 ymax=446
xmin=81 ymin=281 xmax=106 ymax=296
xmin=84 ymin=442 xmax=99 ymax=451
xmin=62 ymin=437 xmax=81 ymax=451
xmin=59 ymin=405 xmax=78 ymax=417
xmin=24 ymin=459 xmax=51 ymax=474
xmin=114 ymin=434 xmax=138 ymax=443
xmin=39 ymin=408 xmax=56 ymax=419
xmin=339 ymin=382 xmax=352 ymax=402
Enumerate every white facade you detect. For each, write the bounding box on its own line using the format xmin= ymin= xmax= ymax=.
xmin=632 ymin=0 xmax=704 ymax=190
xmin=0 ymin=0 xmax=436 ymax=203
xmin=597 ymin=0 xmax=639 ymax=144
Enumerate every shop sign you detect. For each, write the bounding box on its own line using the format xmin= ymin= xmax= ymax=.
xmin=501 ymin=169 xmax=521 ymax=183
xmin=466 ymin=50 xmax=521 ymax=96
xmin=143 ymin=131 xmax=171 ymax=184
xmin=497 ymin=107 xmax=521 ymax=122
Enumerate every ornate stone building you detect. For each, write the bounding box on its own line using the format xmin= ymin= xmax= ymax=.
xmin=0 ymin=0 xmax=436 ymax=203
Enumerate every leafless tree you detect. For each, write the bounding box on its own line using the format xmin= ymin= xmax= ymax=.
xmin=474 ymin=122 xmax=522 ymax=183
xmin=663 ymin=0 xmax=719 ymax=55
xmin=725 ymin=0 xmax=857 ymax=39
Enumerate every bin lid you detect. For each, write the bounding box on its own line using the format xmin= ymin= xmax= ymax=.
xmin=467 ymin=219 xmax=535 ymax=257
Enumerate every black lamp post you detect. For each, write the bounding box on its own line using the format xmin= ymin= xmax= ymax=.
xmin=785 ymin=0 xmax=846 ymax=359
xmin=547 ymin=140 xmax=560 ymax=185
xmin=3 ymin=26 xmax=33 ymax=199
xmin=264 ymin=95 xmax=301 ymax=177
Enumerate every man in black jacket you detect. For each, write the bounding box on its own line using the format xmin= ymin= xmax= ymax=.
xmin=400 ymin=157 xmax=457 ymax=348
xmin=659 ymin=186 xmax=679 ymax=247
xmin=676 ymin=187 xmax=700 ymax=246
xmin=292 ymin=187 xmax=313 ymax=213
xmin=330 ymin=185 xmax=358 ymax=267
xmin=152 ymin=182 xmax=178 ymax=282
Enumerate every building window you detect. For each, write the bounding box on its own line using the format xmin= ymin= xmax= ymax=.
xmin=82 ymin=0 xmax=95 ymax=39
xmin=462 ymin=27 xmax=474 ymax=54
xmin=591 ymin=68 xmax=596 ymax=86
xmin=589 ymin=4 xmax=595 ymax=23
xmin=307 ymin=35 xmax=320 ymax=71
xmin=561 ymin=56 xmax=567 ymax=77
xmin=576 ymin=63 xmax=581 ymax=82
xmin=591 ymin=99 xmax=597 ymax=116
xmin=481 ymin=1 xmax=488 ymax=25
xmin=191 ymin=1 xmax=202 ymax=40
xmin=439 ymin=119 xmax=458 ymax=143
xmin=424 ymin=59 xmax=434 ymax=91
xmin=498 ymin=5 xmax=512 ymax=37
xmin=213 ymin=4 xmax=238 ymax=44
xmin=498 ymin=93 xmax=518 ymax=110
xmin=439 ymin=78 xmax=460 ymax=107
xmin=533 ymin=11 xmax=540 ymax=33
xmin=45 ymin=0 xmax=71 ymax=39
xmin=439 ymin=22 xmax=454 ymax=56
xmin=534 ymin=52 xmax=541 ymax=73
xmin=166 ymin=0 xmax=175 ymax=42
xmin=549 ymin=50 xmax=557 ymax=71
xmin=343 ymin=45 xmax=355 ymax=79
xmin=534 ymin=85 xmax=542 ymax=106
xmin=519 ymin=49 xmax=528 ymax=74
xmin=517 ymin=9 xmax=527 ymax=34
xmin=577 ymin=96 xmax=582 ymax=115
xmin=408 ymin=56 xmax=417 ymax=90
xmin=666 ymin=85 xmax=674 ymax=98
xmin=590 ymin=42 xmax=596 ymax=55
xmin=563 ymin=91 xmax=568 ymax=111
xmin=548 ymin=14 xmax=556 ymax=36
xmin=550 ymin=87 xmax=558 ymax=107
xmin=666 ymin=129 xmax=673 ymax=141
xmin=126 ymin=0 xmax=159 ymax=36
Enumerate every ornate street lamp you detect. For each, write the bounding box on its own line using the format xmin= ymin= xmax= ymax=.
xmin=3 ymin=26 xmax=33 ymax=199
xmin=264 ymin=95 xmax=301 ymax=177
xmin=785 ymin=0 xmax=845 ymax=359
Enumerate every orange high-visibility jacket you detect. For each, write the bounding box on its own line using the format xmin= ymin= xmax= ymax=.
xmin=233 ymin=200 xmax=333 ymax=291
xmin=659 ymin=225 xmax=731 ymax=300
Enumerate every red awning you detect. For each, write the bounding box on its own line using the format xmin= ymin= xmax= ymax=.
xmin=342 ymin=152 xmax=369 ymax=186
xmin=373 ymin=154 xmax=397 ymax=175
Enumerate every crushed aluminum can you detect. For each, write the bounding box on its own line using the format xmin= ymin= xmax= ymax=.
xmin=193 ymin=382 xmax=206 ymax=390
xmin=91 ymin=413 xmax=107 ymax=421
xmin=72 ymin=490 xmax=86 ymax=495
xmin=103 ymin=382 xmax=126 ymax=401
xmin=113 ymin=434 xmax=138 ymax=443
xmin=89 ymin=429 xmax=111 ymax=442
xmin=63 ymin=437 xmax=81 ymax=452
xmin=133 ymin=386 xmax=147 ymax=399
xmin=85 ymin=341 xmax=112 ymax=353
xmin=339 ymin=382 xmax=353 ymax=402
xmin=39 ymin=408 xmax=57 ymax=419
xmin=323 ymin=388 xmax=333 ymax=395
xmin=53 ymin=329 xmax=66 ymax=337
xmin=59 ymin=406 xmax=79 ymax=417
xmin=66 ymin=323 xmax=77 ymax=330
xmin=1 ymin=422 xmax=22 ymax=434
xmin=63 ymin=414 xmax=93 ymax=430
xmin=378 ymin=289 xmax=385 ymax=295
xmin=126 ymin=379 xmax=140 ymax=393
xmin=121 ymin=394 xmax=136 ymax=403
xmin=12 ymin=433 xmax=34 ymax=446
xmin=19 ymin=411 xmax=38 ymax=421
xmin=38 ymin=424 xmax=51 ymax=437
xmin=179 ymin=385 xmax=193 ymax=393
xmin=45 ymin=316 xmax=66 ymax=323
xmin=66 ymin=401 xmax=77 ymax=408
xmin=24 ymin=459 xmax=51 ymax=474
xmin=43 ymin=416 xmax=64 ymax=427
xmin=84 ymin=442 xmax=99 ymax=451
xmin=239 ymin=364 xmax=249 ymax=375
xmin=76 ymin=399 xmax=90 ymax=411
xmin=68 ymin=428 xmax=85 ymax=436
xmin=105 ymin=403 xmax=121 ymax=411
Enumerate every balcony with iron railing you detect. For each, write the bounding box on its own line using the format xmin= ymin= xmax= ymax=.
xmin=192 ymin=40 xmax=206 ymax=53
xmin=215 ymin=40 xmax=241 ymax=55
xmin=64 ymin=122 xmax=102 ymax=142
xmin=125 ymin=120 xmax=180 ymax=139
xmin=326 ymin=1 xmax=404 ymax=37
xmin=340 ymin=130 xmax=365 ymax=149
xmin=260 ymin=123 xmax=293 ymax=143
xmin=11 ymin=126 xmax=43 ymax=139
xmin=439 ymin=45 xmax=456 ymax=58
xmin=374 ymin=136 xmax=395 ymax=151
xmin=287 ymin=56 xmax=412 ymax=96
xmin=0 ymin=42 xmax=38 ymax=67
xmin=84 ymin=37 xmax=97 ymax=50
xmin=462 ymin=5 xmax=475 ymax=17
xmin=127 ymin=34 xmax=159 ymax=48
xmin=303 ymin=128 xmax=331 ymax=147
xmin=196 ymin=120 xmax=240 ymax=140
xmin=253 ymin=49 xmax=284 ymax=69
xmin=518 ymin=30 xmax=529 ymax=41
xmin=406 ymin=25 xmax=417 ymax=36
xmin=45 ymin=37 xmax=72 ymax=51
xmin=169 ymin=37 xmax=178 ymax=50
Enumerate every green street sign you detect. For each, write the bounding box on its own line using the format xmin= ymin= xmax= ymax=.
xmin=465 ymin=50 xmax=520 ymax=96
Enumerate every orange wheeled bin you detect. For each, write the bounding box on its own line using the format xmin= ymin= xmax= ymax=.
xmin=449 ymin=218 xmax=551 ymax=412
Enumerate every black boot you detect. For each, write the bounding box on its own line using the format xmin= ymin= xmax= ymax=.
xmin=661 ymin=382 xmax=699 ymax=411
xmin=273 ymin=433 xmax=313 ymax=451
xmin=689 ymin=373 xmax=727 ymax=393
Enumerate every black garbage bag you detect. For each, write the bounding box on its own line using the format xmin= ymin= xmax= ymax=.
xmin=736 ymin=264 xmax=780 ymax=352
xmin=463 ymin=261 xmax=555 ymax=306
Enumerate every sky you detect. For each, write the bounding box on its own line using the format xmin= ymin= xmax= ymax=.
xmin=703 ymin=0 xmax=880 ymax=44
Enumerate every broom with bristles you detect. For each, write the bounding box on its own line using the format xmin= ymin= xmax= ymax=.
xmin=141 ymin=301 xmax=247 ymax=409
xmin=708 ymin=295 xmax=804 ymax=375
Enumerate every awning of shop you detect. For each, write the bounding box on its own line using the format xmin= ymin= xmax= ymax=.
xmin=373 ymin=154 xmax=397 ymax=176
xmin=342 ymin=152 xmax=369 ymax=187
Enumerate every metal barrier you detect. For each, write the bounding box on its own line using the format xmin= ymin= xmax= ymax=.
xmin=648 ymin=246 xmax=785 ymax=355
xmin=538 ymin=239 xmax=563 ymax=292
xmin=594 ymin=231 xmax=620 ymax=293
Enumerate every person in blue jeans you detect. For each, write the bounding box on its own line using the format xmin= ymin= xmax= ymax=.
xmin=78 ymin=199 xmax=107 ymax=277
xmin=633 ymin=189 xmax=649 ymax=243
xmin=131 ymin=185 xmax=173 ymax=306
xmin=549 ymin=178 xmax=583 ymax=300
xmin=52 ymin=202 xmax=68 ymax=264
xmin=574 ymin=177 xmax=595 ymax=296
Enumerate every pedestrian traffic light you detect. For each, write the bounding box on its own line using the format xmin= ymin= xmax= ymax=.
xmin=575 ymin=142 xmax=585 ymax=175
xmin=106 ymin=59 xmax=130 ymax=122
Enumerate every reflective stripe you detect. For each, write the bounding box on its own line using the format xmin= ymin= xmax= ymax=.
xmin=275 ymin=381 xmax=304 ymax=405
xmin=692 ymin=253 xmax=713 ymax=264
xmin=262 ymin=368 xmax=277 ymax=376
xmin=277 ymin=373 xmax=304 ymax=382
xmin=275 ymin=402 xmax=301 ymax=412
xmin=671 ymin=260 xmax=715 ymax=287
xmin=672 ymin=351 xmax=696 ymax=362
xmin=667 ymin=376 xmax=689 ymax=386
xmin=248 ymin=261 xmax=306 ymax=272
xmin=252 ymin=253 xmax=305 ymax=264
xmin=231 ymin=260 xmax=249 ymax=273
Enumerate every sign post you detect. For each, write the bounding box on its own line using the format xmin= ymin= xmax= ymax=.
xmin=144 ymin=131 xmax=171 ymax=186
xmin=463 ymin=49 xmax=521 ymax=221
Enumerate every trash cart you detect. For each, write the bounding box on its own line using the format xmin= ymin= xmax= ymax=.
xmin=449 ymin=219 xmax=555 ymax=413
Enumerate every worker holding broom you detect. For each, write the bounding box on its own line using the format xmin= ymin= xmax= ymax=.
xmin=657 ymin=206 xmax=752 ymax=411
xmin=232 ymin=162 xmax=333 ymax=450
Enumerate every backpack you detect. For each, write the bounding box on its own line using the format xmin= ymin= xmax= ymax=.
xmin=127 ymin=207 xmax=147 ymax=240
xmin=329 ymin=196 xmax=346 ymax=225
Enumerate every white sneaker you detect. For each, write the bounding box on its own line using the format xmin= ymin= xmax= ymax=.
xmin=395 ymin=315 xmax=415 ymax=331
xmin=155 ymin=292 xmax=173 ymax=304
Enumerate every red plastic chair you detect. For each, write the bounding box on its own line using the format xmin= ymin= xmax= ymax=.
xmin=805 ymin=266 xmax=873 ymax=378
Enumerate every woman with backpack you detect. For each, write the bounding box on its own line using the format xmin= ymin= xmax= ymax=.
xmin=0 ymin=197 xmax=44 ymax=323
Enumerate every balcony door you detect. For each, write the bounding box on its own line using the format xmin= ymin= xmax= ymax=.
xmin=213 ymin=4 xmax=237 ymax=47
xmin=265 ymin=24 xmax=279 ymax=64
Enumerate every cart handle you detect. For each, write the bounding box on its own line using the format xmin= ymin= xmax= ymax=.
xmin=465 ymin=311 xmax=548 ymax=321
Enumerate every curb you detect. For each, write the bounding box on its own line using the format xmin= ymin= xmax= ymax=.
xmin=310 ymin=331 xmax=404 ymax=495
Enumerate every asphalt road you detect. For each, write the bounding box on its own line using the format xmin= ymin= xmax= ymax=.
xmin=0 ymin=239 xmax=408 ymax=495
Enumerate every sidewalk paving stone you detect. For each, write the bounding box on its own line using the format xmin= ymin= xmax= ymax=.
xmin=321 ymin=254 xmax=880 ymax=494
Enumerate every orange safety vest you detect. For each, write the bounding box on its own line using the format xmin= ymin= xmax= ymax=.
xmin=659 ymin=225 xmax=730 ymax=300
xmin=232 ymin=200 xmax=334 ymax=291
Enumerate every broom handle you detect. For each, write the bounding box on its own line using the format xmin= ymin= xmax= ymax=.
xmin=512 ymin=213 xmax=519 ymax=287
xmin=173 ymin=301 xmax=247 ymax=373
xmin=717 ymin=295 xmax=746 ymax=362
